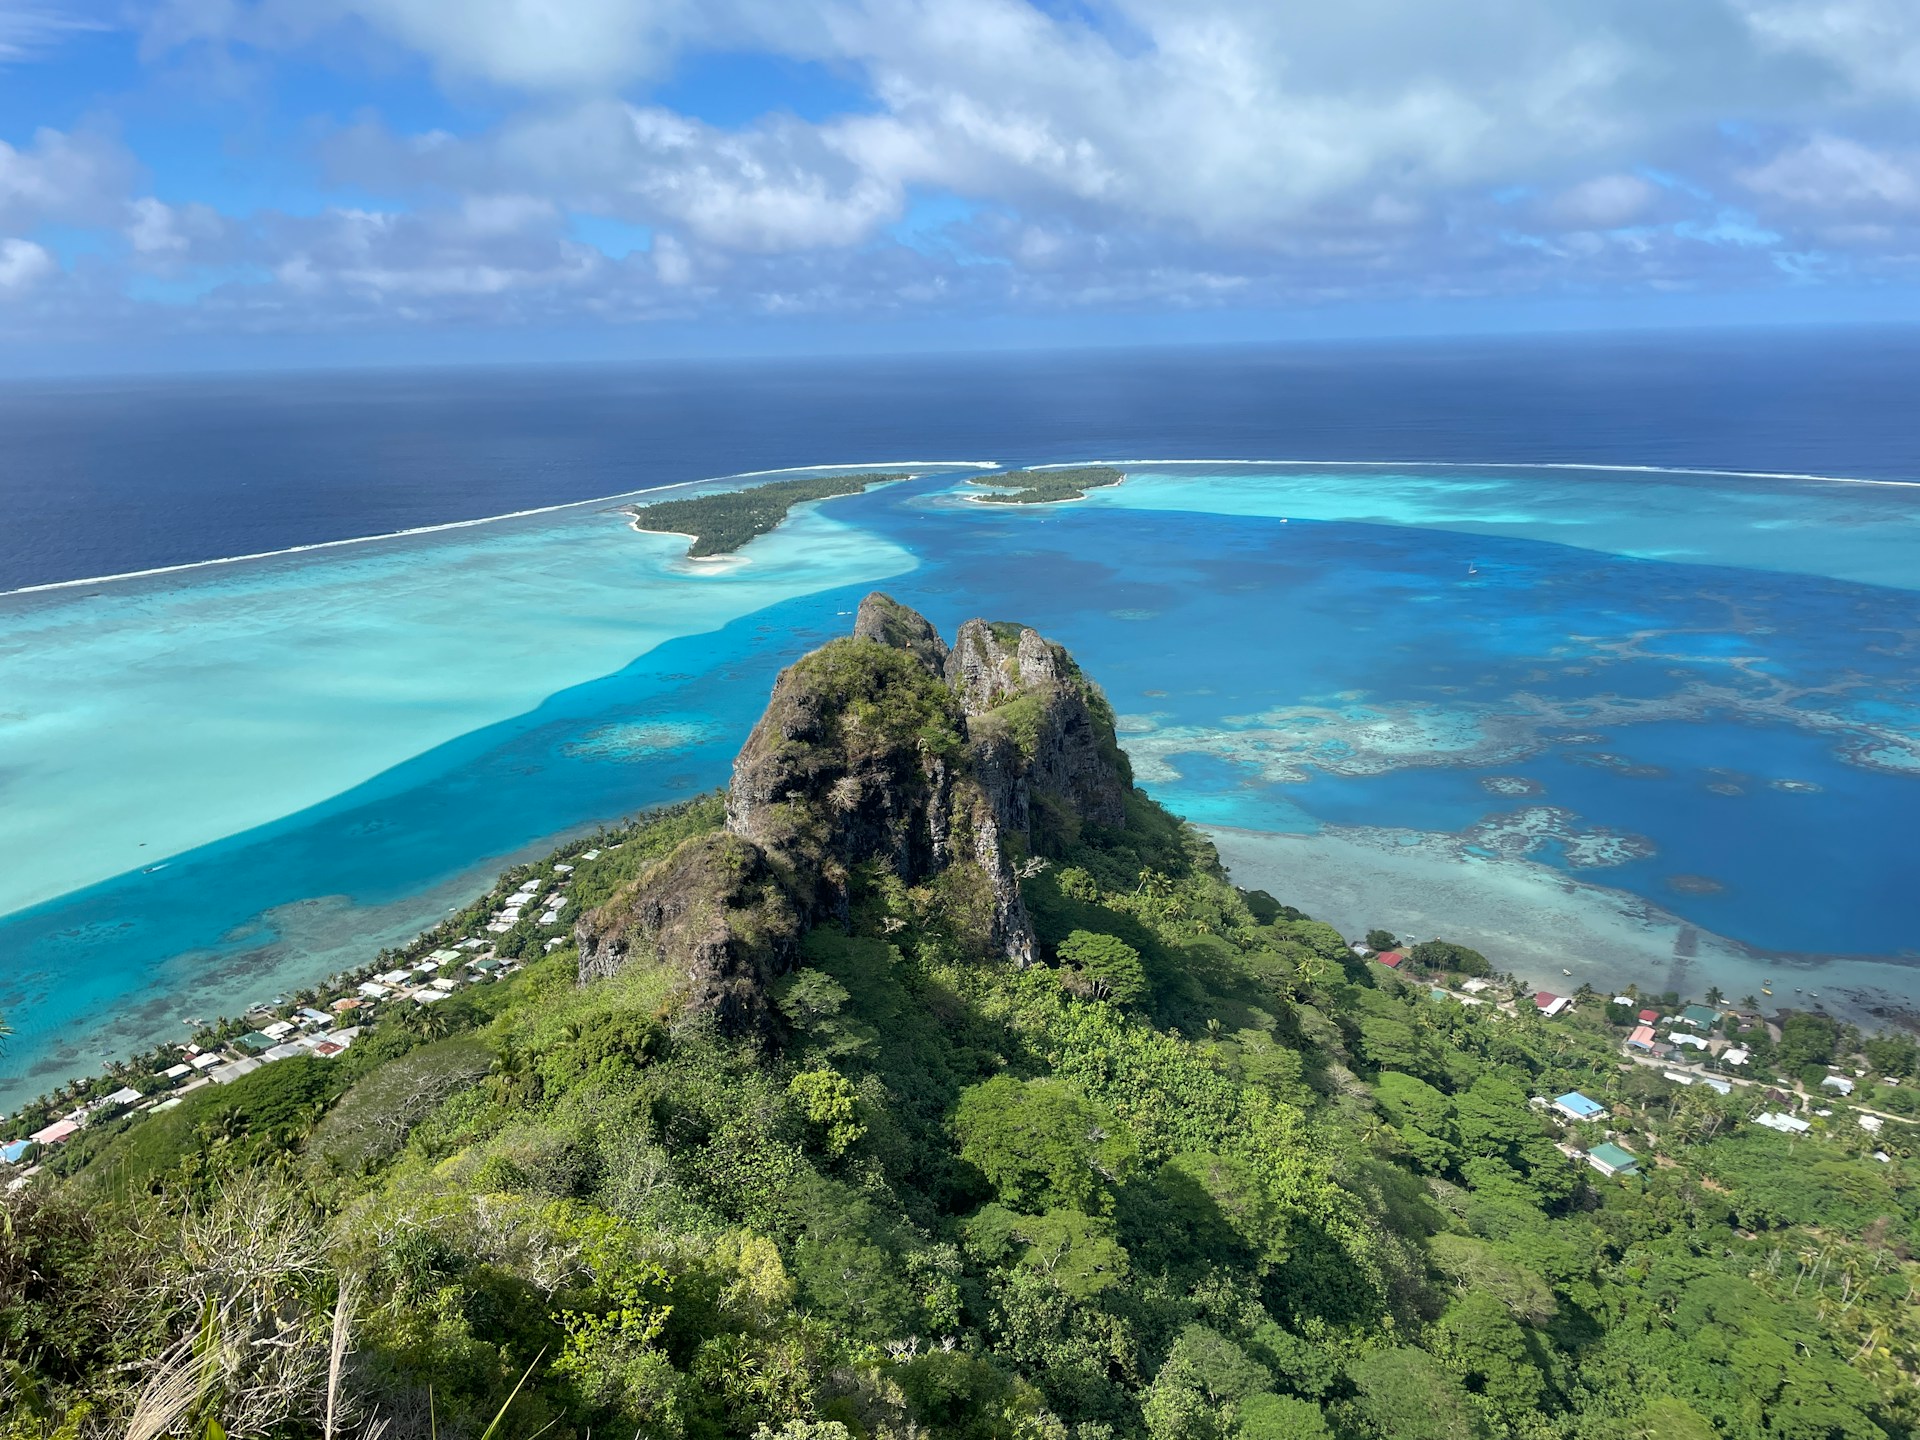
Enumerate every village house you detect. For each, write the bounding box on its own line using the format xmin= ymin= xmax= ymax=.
xmin=1553 ymin=1091 xmax=1608 ymax=1123
xmin=29 ymin=1118 xmax=80 ymax=1147
xmin=1587 ymin=1142 xmax=1639 ymax=1177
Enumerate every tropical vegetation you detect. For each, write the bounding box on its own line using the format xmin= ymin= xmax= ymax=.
xmin=4 ymin=671 xmax=1918 ymax=1440
xmin=627 ymin=473 xmax=909 ymax=557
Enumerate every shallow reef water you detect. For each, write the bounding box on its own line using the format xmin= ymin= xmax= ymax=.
xmin=2 ymin=462 xmax=1917 ymax=1103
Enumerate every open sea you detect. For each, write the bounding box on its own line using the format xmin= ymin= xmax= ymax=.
xmin=3 ymin=330 xmax=1918 ymax=1106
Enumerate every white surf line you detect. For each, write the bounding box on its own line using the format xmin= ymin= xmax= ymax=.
xmin=719 ymin=460 xmax=996 ymax=480
xmin=1 ymin=460 xmax=1002 ymax=598
xmin=1025 ymin=458 xmax=1920 ymax=489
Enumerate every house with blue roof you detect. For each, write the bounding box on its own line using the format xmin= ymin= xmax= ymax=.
xmin=0 ymin=1139 xmax=33 ymax=1165
xmin=1552 ymin=1091 xmax=1609 ymax=1123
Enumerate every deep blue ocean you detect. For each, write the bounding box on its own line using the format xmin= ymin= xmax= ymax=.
xmin=3 ymin=329 xmax=1918 ymax=1106
xmin=8 ymin=328 xmax=1920 ymax=591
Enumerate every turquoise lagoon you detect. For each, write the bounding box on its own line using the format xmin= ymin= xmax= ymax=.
xmin=3 ymin=462 xmax=1918 ymax=1103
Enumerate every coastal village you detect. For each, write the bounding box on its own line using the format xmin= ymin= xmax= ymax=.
xmin=1360 ymin=936 xmax=1914 ymax=1180
xmin=0 ymin=836 xmax=623 ymax=1184
xmin=4 ymin=843 xmax=1913 ymax=1189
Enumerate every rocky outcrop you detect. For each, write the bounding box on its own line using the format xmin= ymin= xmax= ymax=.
xmin=851 ymin=591 xmax=950 ymax=676
xmin=577 ymin=595 xmax=1132 ymax=1034
xmin=946 ymin=618 xmax=1132 ymax=843
xmin=576 ymin=833 xmax=804 ymax=1032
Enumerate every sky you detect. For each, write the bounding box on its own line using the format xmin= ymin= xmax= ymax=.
xmin=4 ymin=0 xmax=1920 ymax=369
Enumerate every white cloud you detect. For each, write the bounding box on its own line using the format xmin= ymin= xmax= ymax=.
xmin=0 ymin=127 xmax=138 ymax=229
xmin=0 ymin=236 xmax=53 ymax=292
xmin=125 ymin=196 xmax=231 ymax=264
xmin=1741 ymin=133 xmax=1920 ymax=212
xmin=1732 ymin=0 xmax=1920 ymax=99
xmin=261 ymin=203 xmax=603 ymax=304
xmin=1544 ymin=174 xmax=1659 ymax=230
xmin=20 ymin=0 xmax=1913 ymax=340
xmin=0 ymin=3 xmax=106 ymax=62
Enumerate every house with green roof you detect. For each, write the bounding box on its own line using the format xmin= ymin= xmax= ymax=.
xmin=1680 ymin=1004 xmax=1721 ymax=1029
xmin=1588 ymin=1142 xmax=1639 ymax=1177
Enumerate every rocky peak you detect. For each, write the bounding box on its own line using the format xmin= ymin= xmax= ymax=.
xmin=852 ymin=591 xmax=950 ymax=676
xmin=576 ymin=594 xmax=1133 ymax=1035
xmin=944 ymin=618 xmax=1069 ymax=712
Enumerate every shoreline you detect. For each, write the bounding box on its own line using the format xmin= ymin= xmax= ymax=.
xmin=0 ymin=460 xmax=997 ymax=599
xmin=17 ymin=454 xmax=1913 ymax=600
xmin=1203 ymin=822 xmax=1918 ymax=1029
xmin=1028 ymin=457 xmax=1920 ymax=489
xmin=623 ymin=518 xmax=752 ymax=568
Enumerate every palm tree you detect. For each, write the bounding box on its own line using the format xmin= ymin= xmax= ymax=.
xmin=486 ymin=1045 xmax=536 ymax=1106
xmin=1706 ymin=986 xmax=1725 ymax=1007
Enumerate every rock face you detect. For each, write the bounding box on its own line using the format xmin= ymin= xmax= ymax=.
xmin=575 ymin=833 xmax=803 ymax=1031
xmin=577 ymin=593 xmax=1132 ymax=1034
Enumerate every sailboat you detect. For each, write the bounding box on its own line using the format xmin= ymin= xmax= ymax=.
xmin=1467 ymin=560 xmax=1479 ymax=575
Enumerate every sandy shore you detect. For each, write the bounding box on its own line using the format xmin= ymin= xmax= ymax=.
xmin=1204 ymin=823 xmax=1920 ymax=1027
xmin=624 ymin=519 xmax=753 ymax=571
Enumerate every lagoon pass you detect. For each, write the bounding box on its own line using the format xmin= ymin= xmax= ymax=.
xmin=2 ymin=460 xmax=1917 ymax=1105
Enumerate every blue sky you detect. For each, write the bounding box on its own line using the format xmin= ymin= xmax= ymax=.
xmin=4 ymin=1 xmax=1920 ymax=369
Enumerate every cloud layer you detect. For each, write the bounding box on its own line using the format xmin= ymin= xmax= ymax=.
xmin=5 ymin=0 xmax=1920 ymax=347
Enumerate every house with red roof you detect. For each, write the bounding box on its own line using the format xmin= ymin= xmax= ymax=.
xmin=1627 ymin=1025 xmax=1658 ymax=1050
xmin=1376 ymin=951 xmax=1404 ymax=969
xmin=1638 ymin=1008 xmax=1659 ymax=1024
xmin=1535 ymin=991 xmax=1571 ymax=1017
xmin=29 ymin=1118 xmax=79 ymax=1147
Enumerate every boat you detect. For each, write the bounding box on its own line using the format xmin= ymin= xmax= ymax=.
xmin=1468 ymin=562 xmax=1479 ymax=575
xmin=1563 ymin=969 xmax=1573 ymax=976
xmin=1762 ymin=985 xmax=1773 ymax=996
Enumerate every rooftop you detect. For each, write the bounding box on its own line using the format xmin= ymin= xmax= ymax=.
xmin=1554 ymin=1091 xmax=1607 ymax=1120
xmin=1589 ymin=1142 xmax=1639 ymax=1174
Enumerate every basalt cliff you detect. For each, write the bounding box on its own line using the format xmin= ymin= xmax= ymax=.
xmin=575 ymin=593 xmax=1132 ymax=1031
